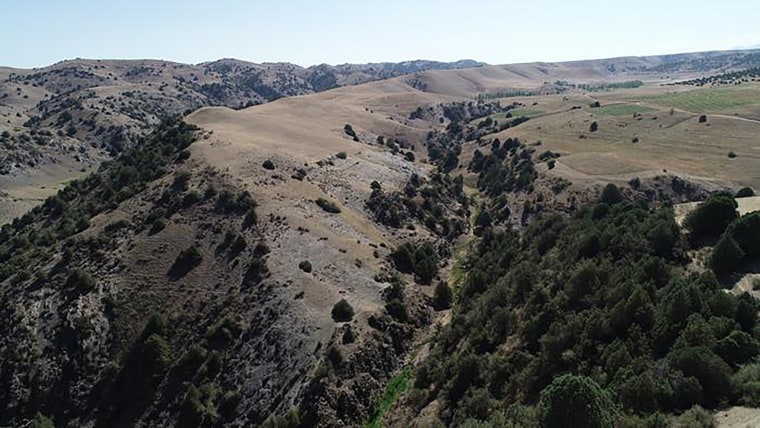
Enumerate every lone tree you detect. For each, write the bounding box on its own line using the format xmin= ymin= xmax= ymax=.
xmin=600 ymin=183 xmax=624 ymax=205
xmin=736 ymin=187 xmax=755 ymax=198
xmin=433 ymin=281 xmax=453 ymax=310
xmin=684 ymin=192 xmax=738 ymax=238
xmin=540 ymin=374 xmax=615 ymax=428
xmin=710 ymin=235 xmax=745 ymax=275
xmin=589 ymin=121 xmax=599 ymax=132
xmin=331 ymin=299 xmax=354 ymax=322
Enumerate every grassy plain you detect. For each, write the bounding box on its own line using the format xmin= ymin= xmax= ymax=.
xmin=484 ymin=83 xmax=760 ymax=189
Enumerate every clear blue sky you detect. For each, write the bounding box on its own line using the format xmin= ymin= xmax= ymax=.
xmin=4 ymin=0 xmax=759 ymax=68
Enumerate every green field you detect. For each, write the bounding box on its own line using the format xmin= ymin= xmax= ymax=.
xmin=636 ymin=87 xmax=760 ymax=113
xmin=594 ymin=103 xmax=657 ymax=116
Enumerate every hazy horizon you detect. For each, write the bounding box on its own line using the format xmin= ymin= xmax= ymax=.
xmin=4 ymin=0 xmax=760 ymax=68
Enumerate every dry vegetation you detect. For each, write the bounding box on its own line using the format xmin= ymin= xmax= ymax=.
xmin=2 ymin=48 xmax=760 ymax=427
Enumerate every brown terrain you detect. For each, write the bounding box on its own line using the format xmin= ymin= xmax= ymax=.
xmin=1 ymin=48 xmax=760 ymax=427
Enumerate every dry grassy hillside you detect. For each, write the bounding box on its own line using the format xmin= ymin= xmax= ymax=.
xmin=0 ymin=59 xmax=483 ymax=224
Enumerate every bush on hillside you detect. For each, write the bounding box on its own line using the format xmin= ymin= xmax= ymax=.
xmin=433 ymin=281 xmax=453 ymax=310
xmin=391 ymin=241 xmax=439 ymax=284
xmin=331 ymin=299 xmax=354 ymax=322
xmin=539 ymin=375 xmax=615 ymax=428
xmin=65 ymin=268 xmax=95 ymax=292
xmin=736 ymin=187 xmax=754 ymax=198
xmin=710 ymin=235 xmax=744 ymax=275
xmin=728 ymin=212 xmax=760 ymax=258
xmin=298 ymin=260 xmax=312 ymax=273
xmin=600 ymin=183 xmax=624 ymax=205
xmin=685 ymin=192 xmax=738 ymax=238
xmin=169 ymin=245 xmax=203 ymax=278
xmin=315 ymin=198 xmax=341 ymax=214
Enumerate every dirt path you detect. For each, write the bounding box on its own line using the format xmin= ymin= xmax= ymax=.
xmin=674 ymin=196 xmax=760 ymax=225
xmin=711 ymin=113 xmax=760 ymax=125
xmin=715 ymin=407 xmax=760 ymax=427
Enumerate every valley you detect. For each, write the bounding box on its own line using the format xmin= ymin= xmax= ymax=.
xmin=1 ymin=47 xmax=760 ymax=427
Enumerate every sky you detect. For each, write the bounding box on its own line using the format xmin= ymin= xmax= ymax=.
xmin=3 ymin=0 xmax=759 ymax=68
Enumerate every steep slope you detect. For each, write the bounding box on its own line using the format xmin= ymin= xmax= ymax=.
xmin=0 ymin=75 xmax=473 ymax=426
xmin=0 ymin=58 xmax=482 ymax=224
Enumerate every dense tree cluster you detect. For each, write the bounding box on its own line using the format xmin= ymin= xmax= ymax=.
xmin=366 ymin=172 xmax=470 ymax=240
xmin=470 ymin=138 xmax=537 ymax=197
xmin=672 ymin=67 xmax=760 ymax=87
xmin=0 ymin=118 xmax=198 ymax=282
xmin=411 ymin=199 xmax=759 ymax=425
xmin=391 ymin=241 xmax=439 ymax=285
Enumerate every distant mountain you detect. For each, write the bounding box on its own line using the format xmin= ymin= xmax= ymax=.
xmin=0 ymin=58 xmax=484 ymax=176
xmin=2 ymin=48 xmax=760 ymax=180
xmin=555 ymin=48 xmax=760 ymax=75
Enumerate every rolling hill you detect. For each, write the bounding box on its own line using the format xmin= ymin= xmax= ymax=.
xmin=1 ymin=47 xmax=760 ymax=427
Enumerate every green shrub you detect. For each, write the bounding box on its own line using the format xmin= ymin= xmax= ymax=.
xmin=390 ymin=241 xmax=439 ymax=284
xmin=715 ymin=330 xmax=760 ymax=366
xmin=331 ymin=299 xmax=354 ymax=322
xmin=31 ymin=413 xmax=55 ymax=428
xmin=600 ymin=183 xmax=623 ymax=205
xmin=343 ymin=124 xmax=359 ymax=141
xmin=727 ymin=212 xmax=760 ymax=258
xmin=667 ymin=346 xmax=732 ymax=406
xmin=176 ymin=149 xmax=191 ymax=162
xmin=685 ymin=193 xmax=738 ymax=238
xmin=262 ymin=410 xmax=301 ymax=428
xmin=342 ymin=325 xmax=356 ymax=344
xmin=385 ymin=298 xmax=408 ymax=322
xmin=539 ymin=375 xmax=615 ymax=428
xmin=206 ymin=314 xmax=242 ymax=347
xmin=141 ymin=333 xmax=171 ymax=374
xmin=732 ymin=362 xmax=760 ymax=407
xmin=315 ymin=197 xmax=341 ymax=214
xmin=262 ymin=159 xmax=276 ymax=170
xmin=149 ymin=218 xmax=166 ymax=235
xmin=170 ymin=245 xmax=203 ymax=278
xmin=326 ymin=344 xmax=343 ymax=367
xmin=65 ymin=268 xmax=95 ymax=292
xmin=142 ymin=313 xmax=169 ymax=339
xmin=298 ymin=260 xmax=312 ymax=273
xmin=433 ymin=281 xmax=453 ymax=310
xmin=216 ymin=190 xmax=256 ymax=214
xmin=203 ymin=184 xmax=217 ymax=199
xmin=710 ymin=235 xmax=744 ymax=275
xmin=736 ymin=187 xmax=754 ymax=198
xmin=172 ymin=170 xmax=191 ymax=191
xmin=178 ymin=384 xmax=210 ymax=427
xmin=671 ymin=405 xmax=715 ymax=428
